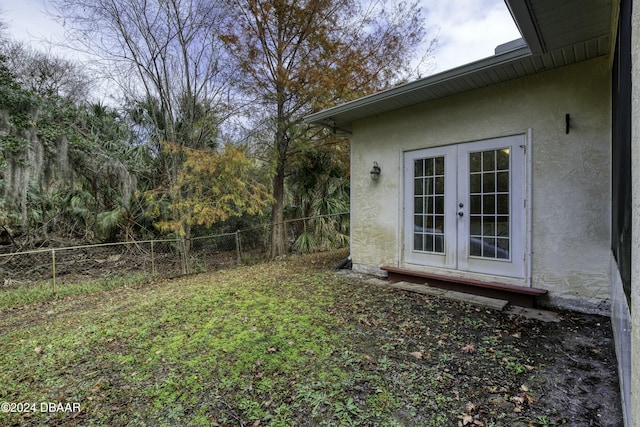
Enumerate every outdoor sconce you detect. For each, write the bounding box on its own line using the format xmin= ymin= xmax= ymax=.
xmin=370 ymin=161 xmax=381 ymax=180
xmin=566 ymin=113 xmax=570 ymax=134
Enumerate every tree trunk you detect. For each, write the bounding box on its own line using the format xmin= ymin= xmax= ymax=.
xmin=271 ymin=163 xmax=286 ymax=258
xmin=271 ymin=93 xmax=288 ymax=258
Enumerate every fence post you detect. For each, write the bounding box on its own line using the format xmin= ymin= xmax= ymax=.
xmin=180 ymin=238 xmax=188 ymax=275
xmin=51 ymin=249 xmax=56 ymax=295
xmin=151 ymin=240 xmax=156 ymax=276
xmin=235 ymin=230 xmax=241 ymax=264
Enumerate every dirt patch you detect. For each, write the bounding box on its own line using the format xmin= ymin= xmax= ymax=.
xmin=326 ymin=267 xmax=623 ymax=426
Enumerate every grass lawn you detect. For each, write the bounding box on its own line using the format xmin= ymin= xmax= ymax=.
xmin=0 ymin=249 xmax=621 ymax=426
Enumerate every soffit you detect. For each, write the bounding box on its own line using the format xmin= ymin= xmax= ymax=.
xmin=305 ymin=0 xmax=614 ymax=133
xmin=507 ymin=0 xmax=615 ymax=53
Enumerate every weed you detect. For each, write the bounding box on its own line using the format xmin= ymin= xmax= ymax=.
xmin=333 ymin=397 xmax=361 ymax=424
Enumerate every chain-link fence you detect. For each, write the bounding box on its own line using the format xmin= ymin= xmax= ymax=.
xmin=0 ymin=212 xmax=349 ymax=293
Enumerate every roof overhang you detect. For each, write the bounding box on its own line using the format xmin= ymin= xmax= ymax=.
xmin=305 ymin=0 xmax=615 ymax=133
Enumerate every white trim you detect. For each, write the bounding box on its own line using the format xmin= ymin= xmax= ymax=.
xmin=402 ymin=134 xmax=528 ymax=281
xmin=397 ymin=148 xmax=403 ymax=268
xmin=349 ymin=142 xmax=354 ymax=258
xmin=403 ymin=145 xmax=458 ymax=268
xmin=526 ymin=128 xmax=533 ymax=287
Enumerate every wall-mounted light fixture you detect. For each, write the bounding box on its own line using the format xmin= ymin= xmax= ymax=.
xmin=370 ymin=161 xmax=381 ymax=180
xmin=565 ymin=113 xmax=570 ymax=134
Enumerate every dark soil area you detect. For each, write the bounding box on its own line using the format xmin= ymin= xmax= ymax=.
xmin=317 ymin=251 xmax=623 ymax=426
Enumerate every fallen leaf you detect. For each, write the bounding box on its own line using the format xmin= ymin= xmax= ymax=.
xmin=462 ymin=344 xmax=476 ymax=353
xmin=34 ymin=345 xmax=43 ymax=354
xmin=266 ymin=347 xmax=278 ymax=354
xmin=410 ymin=351 xmax=423 ymax=359
xmin=457 ymin=413 xmax=474 ymax=425
xmin=466 ymin=402 xmax=477 ymax=413
xmin=512 ymin=332 xmax=522 ymax=339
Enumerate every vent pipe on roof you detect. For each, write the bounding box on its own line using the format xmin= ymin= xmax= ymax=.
xmin=495 ymin=38 xmax=527 ymax=55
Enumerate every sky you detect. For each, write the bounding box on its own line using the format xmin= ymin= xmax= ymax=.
xmin=2 ymin=0 xmax=521 ymax=75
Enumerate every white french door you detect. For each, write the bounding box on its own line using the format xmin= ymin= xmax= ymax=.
xmin=403 ymin=135 xmax=526 ymax=279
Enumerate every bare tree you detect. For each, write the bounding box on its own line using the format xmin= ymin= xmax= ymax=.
xmin=49 ymin=0 xmax=235 ymax=181
xmin=1 ymin=41 xmax=92 ymax=102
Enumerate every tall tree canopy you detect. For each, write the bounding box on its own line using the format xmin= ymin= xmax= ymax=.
xmin=222 ymin=0 xmax=430 ymax=256
xmin=0 ymin=43 xmax=139 ymax=242
xmin=1 ymin=2 xmax=435 ymax=253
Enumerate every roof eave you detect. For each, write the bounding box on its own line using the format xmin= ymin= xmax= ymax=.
xmin=504 ymin=0 xmax=546 ymax=54
xmin=304 ymin=45 xmax=532 ymax=130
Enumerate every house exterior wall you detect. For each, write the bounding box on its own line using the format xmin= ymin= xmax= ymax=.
xmin=350 ymin=56 xmax=611 ymax=313
xmin=630 ymin=0 xmax=640 ymax=424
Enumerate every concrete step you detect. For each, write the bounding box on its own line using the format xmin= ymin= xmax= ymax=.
xmin=386 ymin=280 xmax=510 ymax=311
xmin=363 ymin=277 xmax=561 ymax=320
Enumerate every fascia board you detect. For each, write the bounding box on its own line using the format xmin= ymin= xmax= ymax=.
xmin=504 ymin=0 xmax=545 ymax=53
xmin=304 ymin=46 xmax=532 ymax=127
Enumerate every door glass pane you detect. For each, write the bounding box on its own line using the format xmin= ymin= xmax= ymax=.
xmin=435 ymin=196 xmax=444 ymax=215
xmin=496 ymin=238 xmax=509 ymax=259
xmin=496 ymin=216 xmax=509 ymax=236
xmin=470 ymin=174 xmax=481 ymax=193
xmin=482 ymin=150 xmax=495 ymax=171
xmin=497 ymin=172 xmax=509 ymax=192
xmin=483 ymin=217 xmax=495 ymax=236
xmin=468 ymin=149 xmax=510 ymax=260
xmin=497 ymin=194 xmax=509 ymax=214
xmin=497 ymin=149 xmax=510 ymax=170
xmin=470 ymin=152 xmax=482 ymax=172
xmin=425 ymin=178 xmax=434 ymax=195
xmin=425 ymin=158 xmax=434 ymax=176
xmin=415 ymin=178 xmax=424 ymax=195
xmin=483 ymin=194 xmax=495 ymax=214
xmin=413 ymin=155 xmax=445 ymax=254
xmin=483 ymin=172 xmax=495 ymax=192
xmin=470 ymin=195 xmax=482 ymax=214
xmin=470 ymin=215 xmax=482 ymax=235
xmin=414 ymin=197 xmax=424 ymax=214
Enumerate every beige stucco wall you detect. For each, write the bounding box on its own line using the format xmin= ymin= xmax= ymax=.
xmin=350 ymin=56 xmax=611 ymax=313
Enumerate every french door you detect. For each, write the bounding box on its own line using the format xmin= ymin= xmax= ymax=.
xmin=403 ymin=135 xmax=526 ymax=279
